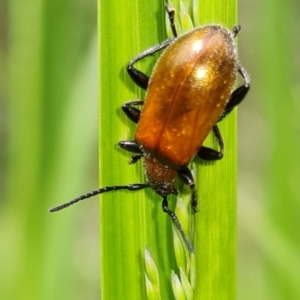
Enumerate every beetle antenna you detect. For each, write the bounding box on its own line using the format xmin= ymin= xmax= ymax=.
xmin=162 ymin=197 xmax=194 ymax=252
xmin=191 ymin=187 xmax=198 ymax=212
xmin=48 ymin=183 xmax=149 ymax=212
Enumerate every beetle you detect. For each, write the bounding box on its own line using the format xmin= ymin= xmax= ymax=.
xmin=49 ymin=5 xmax=250 ymax=251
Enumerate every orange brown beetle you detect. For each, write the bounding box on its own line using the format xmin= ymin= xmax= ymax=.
xmin=49 ymin=6 xmax=250 ymax=251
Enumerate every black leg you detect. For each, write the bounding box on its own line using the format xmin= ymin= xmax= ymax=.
xmin=128 ymin=155 xmax=143 ymax=164
xmin=162 ymin=196 xmax=193 ymax=252
xmin=232 ymin=25 xmax=241 ymax=37
xmin=49 ymin=184 xmax=149 ymax=212
xmin=122 ymin=100 xmax=144 ymax=123
xmin=126 ymin=5 xmax=178 ymax=90
xmin=197 ymin=125 xmax=224 ymax=160
xmin=177 ymin=167 xmax=198 ymax=212
xmin=119 ymin=141 xmax=141 ymax=153
xmin=119 ymin=140 xmax=143 ymax=164
xmin=127 ymin=38 xmax=175 ymax=90
xmin=165 ymin=4 xmax=178 ymax=38
xmin=218 ymin=64 xmax=250 ymax=122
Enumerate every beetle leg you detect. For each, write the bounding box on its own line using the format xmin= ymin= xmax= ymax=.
xmin=49 ymin=183 xmax=149 ymax=212
xmin=128 ymin=155 xmax=143 ymax=164
xmin=165 ymin=4 xmax=178 ymax=38
xmin=118 ymin=141 xmax=143 ymax=164
xmin=177 ymin=167 xmax=198 ymax=212
xmin=232 ymin=25 xmax=241 ymax=37
xmin=197 ymin=125 xmax=224 ymax=160
xmin=127 ymin=38 xmax=175 ymax=90
xmin=120 ymin=101 xmax=143 ymax=163
xmin=122 ymin=100 xmax=144 ymax=123
xmin=218 ymin=64 xmax=250 ymax=122
xmin=119 ymin=140 xmax=141 ymax=153
xmin=162 ymin=196 xmax=194 ymax=252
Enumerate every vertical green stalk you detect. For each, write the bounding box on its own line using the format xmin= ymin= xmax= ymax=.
xmin=99 ymin=0 xmax=237 ymax=299
xmin=194 ymin=1 xmax=237 ymax=299
xmin=98 ymin=1 xmax=171 ymax=299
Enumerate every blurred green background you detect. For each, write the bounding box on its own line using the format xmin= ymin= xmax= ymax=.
xmin=0 ymin=0 xmax=299 ymax=299
xmin=1 ymin=0 xmax=99 ymax=299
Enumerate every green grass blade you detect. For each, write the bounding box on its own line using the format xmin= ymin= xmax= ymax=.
xmin=194 ymin=1 xmax=237 ymax=299
xmin=98 ymin=1 xmax=176 ymax=298
xmin=99 ymin=0 xmax=237 ymax=299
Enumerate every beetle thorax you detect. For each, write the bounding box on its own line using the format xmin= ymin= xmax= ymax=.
xmin=144 ymin=155 xmax=177 ymax=197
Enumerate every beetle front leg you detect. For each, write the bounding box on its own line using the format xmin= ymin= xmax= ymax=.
xmin=218 ymin=64 xmax=250 ymax=121
xmin=177 ymin=167 xmax=198 ymax=212
xmin=122 ymin=100 xmax=144 ymax=123
xmin=197 ymin=125 xmax=224 ymax=160
xmin=119 ymin=140 xmax=143 ymax=164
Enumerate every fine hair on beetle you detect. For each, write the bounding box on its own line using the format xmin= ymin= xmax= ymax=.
xmin=49 ymin=5 xmax=250 ymax=252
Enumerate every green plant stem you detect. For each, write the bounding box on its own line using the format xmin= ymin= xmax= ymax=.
xmin=98 ymin=0 xmax=237 ymax=299
xmin=194 ymin=1 xmax=237 ymax=299
xmin=98 ymin=1 xmax=173 ymax=299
